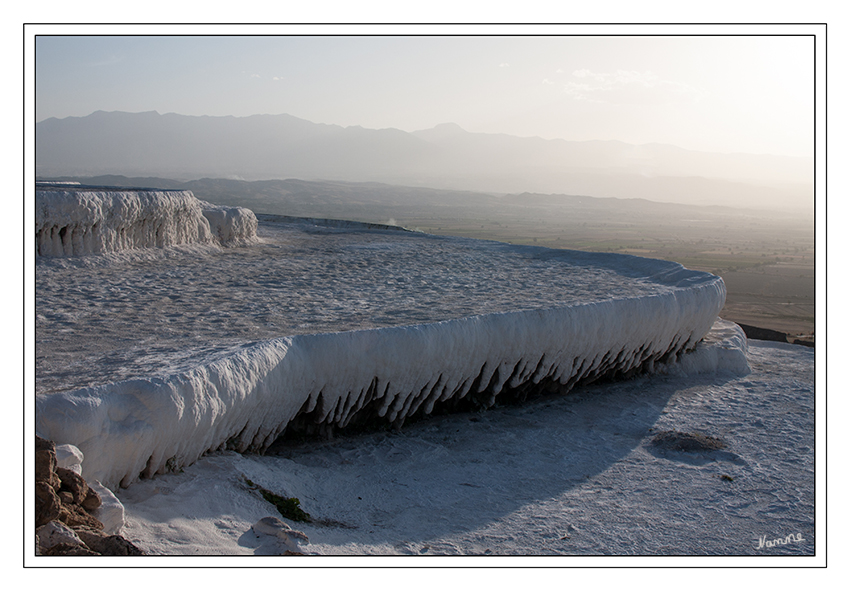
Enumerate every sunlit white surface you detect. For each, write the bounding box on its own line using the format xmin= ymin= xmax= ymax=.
xmin=37 ymin=210 xmax=725 ymax=489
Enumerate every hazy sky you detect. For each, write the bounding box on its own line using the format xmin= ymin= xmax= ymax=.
xmin=35 ymin=34 xmax=815 ymax=158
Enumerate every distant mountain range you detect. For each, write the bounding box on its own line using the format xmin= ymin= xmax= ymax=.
xmin=35 ymin=111 xmax=813 ymax=212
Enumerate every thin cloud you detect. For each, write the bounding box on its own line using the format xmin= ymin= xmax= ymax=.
xmin=563 ymin=69 xmax=700 ymax=104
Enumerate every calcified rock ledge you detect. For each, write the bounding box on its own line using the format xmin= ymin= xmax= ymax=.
xmin=35 ymin=184 xmax=257 ymax=256
xmin=35 ymin=191 xmax=728 ymax=491
xmin=37 ymin=275 xmax=726 ymax=491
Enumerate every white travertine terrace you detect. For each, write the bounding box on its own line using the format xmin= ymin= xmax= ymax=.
xmin=35 ymin=191 xmax=730 ymax=490
xmin=35 ymin=186 xmax=256 ymax=256
xmin=198 ymin=200 xmax=258 ymax=245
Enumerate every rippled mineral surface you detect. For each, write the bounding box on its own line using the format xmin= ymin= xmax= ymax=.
xmin=36 ymin=217 xmax=674 ymax=394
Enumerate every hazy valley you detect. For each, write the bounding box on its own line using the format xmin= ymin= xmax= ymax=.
xmin=36 ymin=107 xmax=815 ymax=341
xmin=36 ymin=111 xmax=812 ymax=213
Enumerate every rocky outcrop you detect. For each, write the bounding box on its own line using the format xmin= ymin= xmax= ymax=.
xmin=35 ymin=436 xmax=143 ymax=556
xmin=736 ymin=323 xmax=789 ymax=344
xmin=35 ymin=186 xmax=258 ymax=257
xmin=736 ymin=323 xmax=814 ymax=349
xmin=251 ymin=516 xmax=311 ymax=555
xmin=199 ymin=200 xmax=258 ymax=245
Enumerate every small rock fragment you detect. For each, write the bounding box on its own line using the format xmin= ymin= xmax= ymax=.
xmin=35 ymin=449 xmax=61 ymax=490
xmin=82 ymin=487 xmax=102 ymax=511
xmin=37 ymin=520 xmax=83 ymax=552
xmin=59 ymin=502 xmax=104 ymax=530
xmin=35 ymin=436 xmax=55 ymax=452
xmin=55 ymin=444 xmax=84 ymax=474
xmin=56 ymin=466 xmax=89 ymax=505
xmin=75 ymin=526 xmax=145 ymax=556
xmin=35 ymin=482 xmax=62 ymax=527
xmin=252 ymin=516 xmax=310 ymax=554
xmin=42 ymin=542 xmax=99 ymax=556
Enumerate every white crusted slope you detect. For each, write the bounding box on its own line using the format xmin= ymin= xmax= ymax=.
xmin=199 ymin=200 xmax=258 ymax=245
xmin=35 ymin=187 xmax=257 ymax=256
xmin=658 ymin=318 xmax=750 ymax=376
xmin=36 ymin=273 xmax=728 ymax=490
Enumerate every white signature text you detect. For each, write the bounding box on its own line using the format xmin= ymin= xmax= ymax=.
xmin=757 ymin=532 xmax=804 ymax=550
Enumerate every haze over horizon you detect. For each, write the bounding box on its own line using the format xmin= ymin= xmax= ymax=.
xmin=35 ymin=35 xmax=815 ymax=159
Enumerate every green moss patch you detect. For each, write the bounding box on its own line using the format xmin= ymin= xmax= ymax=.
xmin=244 ymin=477 xmax=311 ymax=522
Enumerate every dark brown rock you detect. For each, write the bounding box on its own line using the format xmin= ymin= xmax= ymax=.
xmin=35 ymin=436 xmax=55 ymax=453
xmin=35 ymin=482 xmax=62 ymax=527
xmin=42 ymin=542 xmax=100 ymax=556
xmin=35 ymin=449 xmax=61 ymax=490
xmin=35 ymin=436 xmax=139 ymax=555
xmin=75 ymin=527 xmax=145 ymax=556
xmin=59 ymin=503 xmax=104 ymax=530
xmin=82 ymin=487 xmax=102 ymax=511
xmin=56 ymin=466 xmax=89 ymax=505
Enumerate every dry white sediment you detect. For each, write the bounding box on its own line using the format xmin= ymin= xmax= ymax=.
xmin=34 ymin=190 xmax=728 ymax=491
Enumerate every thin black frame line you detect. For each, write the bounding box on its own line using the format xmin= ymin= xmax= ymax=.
xmin=26 ymin=27 xmax=823 ymax=565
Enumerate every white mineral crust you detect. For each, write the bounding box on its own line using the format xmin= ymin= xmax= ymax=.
xmin=35 ymin=187 xmax=257 ymax=256
xmin=35 ymin=193 xmax=730 ymax=491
